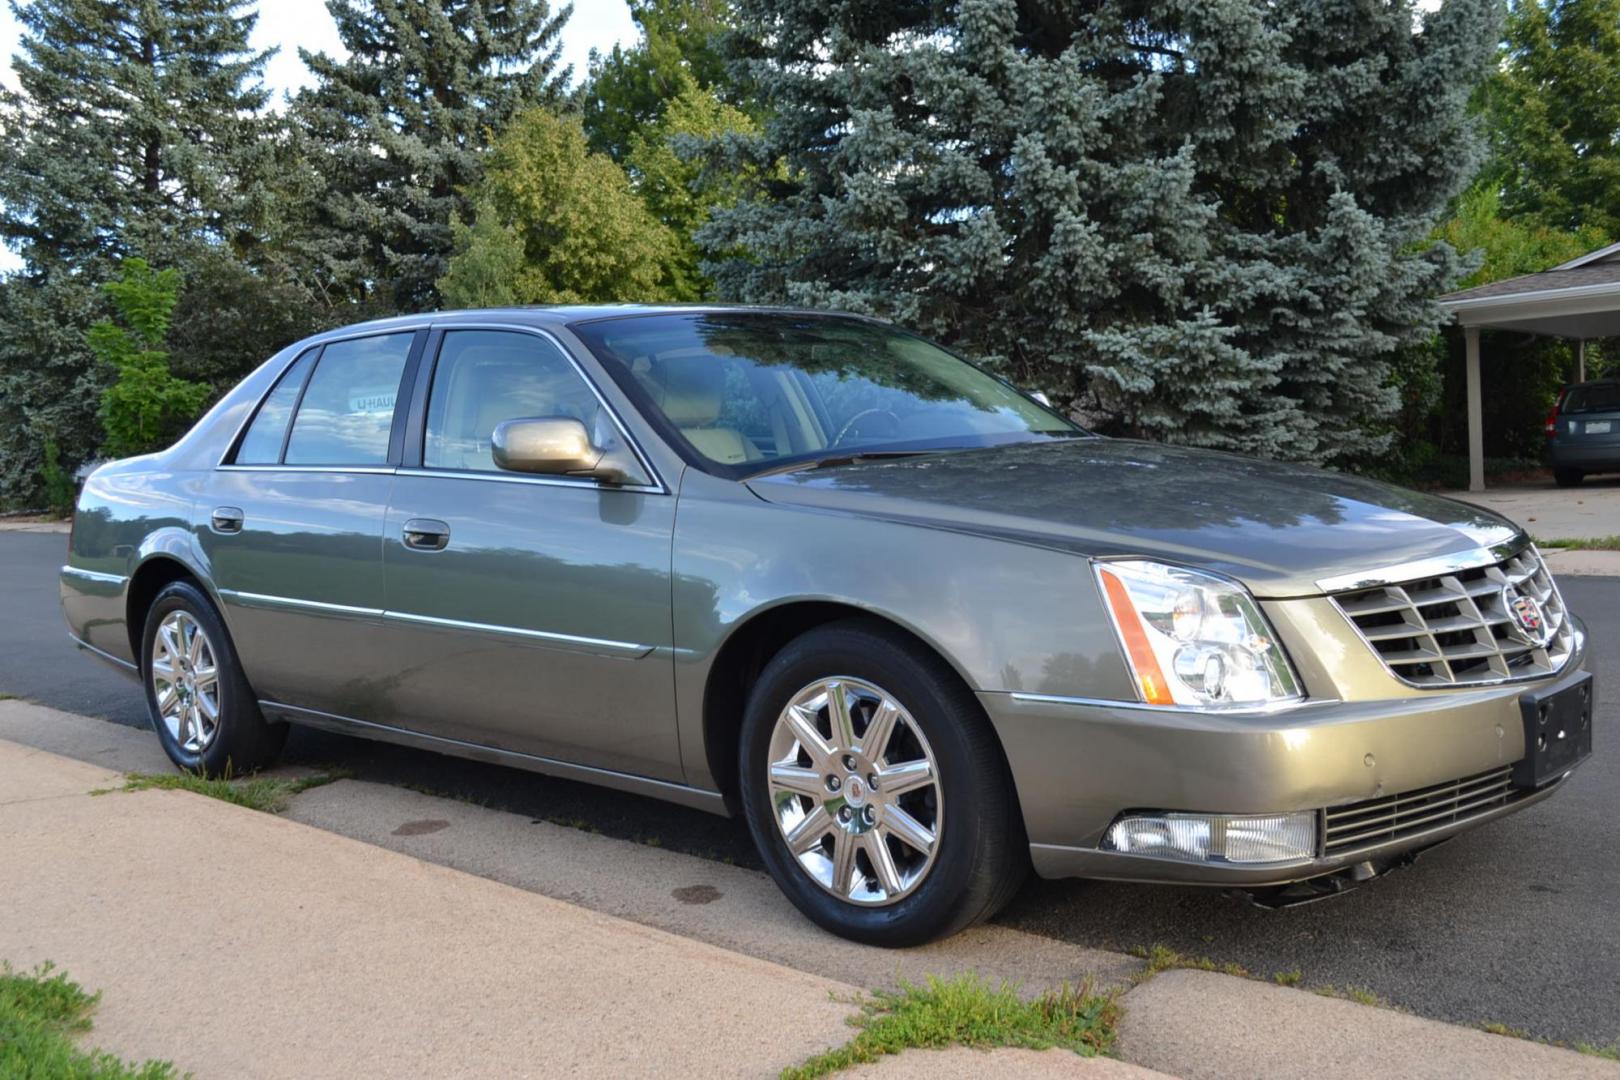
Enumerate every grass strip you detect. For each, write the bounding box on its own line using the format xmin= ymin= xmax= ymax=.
xmin=1 ymin=961 xmax=179 ymax=1079
xmin=782 ymin=974 xmax=1117 ymax=1080
xmin=1533 ymin=535 xmax=1620 ymax=551
xmin=99 ymin=769 xmax=349 ymax=814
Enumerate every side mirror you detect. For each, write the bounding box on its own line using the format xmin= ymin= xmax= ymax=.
xmin=490 ymin=417 xmax=637 ymax=485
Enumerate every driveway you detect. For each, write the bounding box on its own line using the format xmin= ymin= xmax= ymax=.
xmin=4 ymin=530 xmax=1618 ymax=1046
xmin=1445 ymin=478 xmax=1620 ymax=541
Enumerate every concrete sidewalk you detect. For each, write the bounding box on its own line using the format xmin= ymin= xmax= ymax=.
xmin=0 ymin=739 xmax=857 ymax=1079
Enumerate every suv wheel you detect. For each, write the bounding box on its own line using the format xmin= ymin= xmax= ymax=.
xmin=141 ymin=580 xmax=286 ymax=776
xmin=1553 ymin=467 xmax=1584 ymax=488
xmin=738 ymin=620 xmax=1026 ymax=946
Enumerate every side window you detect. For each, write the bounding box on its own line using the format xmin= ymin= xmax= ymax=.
xmin=284 ymin=333 xmax=414 ymax=466
xmin=233 ymin=349 xmax=315 ymax=465
xmin=424 ymin=330 xmax=606 ymax=473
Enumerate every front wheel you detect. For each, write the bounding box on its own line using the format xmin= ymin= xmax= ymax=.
xmin=141 ymin=580 xmax=286 ymax=776
xmin=738 ymin=620 xmax=1027 ymax=946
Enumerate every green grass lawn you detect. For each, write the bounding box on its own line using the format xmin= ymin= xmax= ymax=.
xmin=782 ymin=974 xmax=1118 ymax=1079
xmin=0 ymin=963 xmax=179 ymax=1079
xmin=98 ymin=769 xmax=349 ymax=814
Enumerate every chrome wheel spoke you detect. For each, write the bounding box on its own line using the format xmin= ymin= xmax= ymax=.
xmin=863 ymin=832 xmax=903 ymax=896
xmin=192 ymin=664 xmax=218 ymax=694
xmin=196 ymin=691 xmax=219 ymax=721
xmin=881 ymin=805 xmax=935 ymax=856
xmin=155 ymin=684 xmax=178 ymax=713
xmin=858 ymin=700 xmax=899 ymax=761
xmin=825 ymin=682 xmax=857 ymax=749
xmin=876 ymin=758 xmax=933 ymax=798
xmin=770 ymin=763 xmax=825 ymax=799
xmin=784 ymin=805 xmax=832 ymax=854
xmin=783 ymin=704 xmax=835 ymax=766
xmin=828 ymin=829 xmax=857 ymax=897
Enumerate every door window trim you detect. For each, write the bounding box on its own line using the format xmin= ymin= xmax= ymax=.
xmin=217 ymin=327 xmax=428 ymax=471
xmin=397 ymin=322 xmax=668 ymax=495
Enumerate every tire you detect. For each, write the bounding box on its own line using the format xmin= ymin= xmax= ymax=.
xmin=1553 ymin=467 xmax=1584 ymax=488
xmin=737 ymin=619 xmax=1027 ymax=946
xmin=140 ymin=579 xmax=286 ymax=776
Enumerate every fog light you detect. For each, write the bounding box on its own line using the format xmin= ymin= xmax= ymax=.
xmin=1102 ymin=811 xmax=1317 ymax=864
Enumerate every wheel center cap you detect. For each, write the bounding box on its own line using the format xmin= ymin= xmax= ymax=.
xmin=844 ymin=775 xmax=867 ymax=807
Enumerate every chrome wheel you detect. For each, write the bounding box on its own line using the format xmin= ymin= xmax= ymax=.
xmin=149 ymin=611 xmax=221 ymax=754
xmin=767 ymin=677 xmax=942 ymax=906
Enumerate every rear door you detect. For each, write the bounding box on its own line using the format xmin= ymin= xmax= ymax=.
xmin=198 ymin=329 xmax=424 ymax=717
xmin=375 ymin=326 xmax=682 ymax=780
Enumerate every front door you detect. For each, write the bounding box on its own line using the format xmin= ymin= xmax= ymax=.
xmin=198 ymin=330 xmax=420 ymax=718
xmin=377 ymin=328 xmax=681 ymax=781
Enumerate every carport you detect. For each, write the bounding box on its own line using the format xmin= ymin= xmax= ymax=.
xmin=1439 ymin=240 xmax=1620 ymax=490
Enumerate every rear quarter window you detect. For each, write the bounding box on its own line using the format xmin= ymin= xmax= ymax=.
xmin=1564 ymin=385 xmax=1620 ymax=413
xmin=283 ymin=333 xmax=415 ymax=466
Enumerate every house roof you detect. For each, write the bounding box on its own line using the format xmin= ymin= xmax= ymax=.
xmin=1438 ymin=240 xmax=1620 ymax=338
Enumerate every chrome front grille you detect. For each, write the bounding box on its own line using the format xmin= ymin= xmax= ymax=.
xmin=1331 ymin=546 xmax=1572 ymax=687
xmin=1323 ymin=767 xmax=1515 ymax=856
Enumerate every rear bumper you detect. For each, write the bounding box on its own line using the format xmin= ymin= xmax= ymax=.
xmin=1548 ymin=443 xmax=1620 ymax=470
xmin=981 ymin=619 xmax=1589 ymax=886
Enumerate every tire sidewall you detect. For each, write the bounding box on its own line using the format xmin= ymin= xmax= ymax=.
xmin=141 ymin=581 xmax=249 ymax=775
xmin=738 ymin=626 xmax=998 ymax=946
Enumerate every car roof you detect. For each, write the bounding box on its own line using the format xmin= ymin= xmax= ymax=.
xmin=303 ymin=304 xmax=883 ymax=342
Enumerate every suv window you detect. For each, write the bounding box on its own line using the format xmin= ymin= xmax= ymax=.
xmin=283 ymin=333 xmax=414 ymax=466
xmin=1564 ymin=384 xmax=1620 ymax=413
xmin=234 ymin=349 xmax=316 ymax=465
xmin=424 ymin=330 xmax=607 ymax=473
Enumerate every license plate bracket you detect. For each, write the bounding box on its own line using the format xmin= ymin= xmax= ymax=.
xmin=1513 ymin=671 xmax=1594 ymax=789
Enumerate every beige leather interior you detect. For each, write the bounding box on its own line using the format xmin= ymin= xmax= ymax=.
xmin=635 ymin=355 xmax=761 ymax=464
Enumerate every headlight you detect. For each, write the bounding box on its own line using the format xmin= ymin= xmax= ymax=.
xmin=1095 ymin=560 xmax=1303 ymax=708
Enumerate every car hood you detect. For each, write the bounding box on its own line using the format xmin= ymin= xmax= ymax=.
xmin=744 ymin=439 xmax=1525 ymax=597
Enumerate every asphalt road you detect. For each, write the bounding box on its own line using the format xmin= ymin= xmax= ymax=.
xmin=5 ymin=531 xmax=1617 ymax=1045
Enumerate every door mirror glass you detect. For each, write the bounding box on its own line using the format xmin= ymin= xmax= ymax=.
xmin=491 ymin=417 xmax=635 ymax=485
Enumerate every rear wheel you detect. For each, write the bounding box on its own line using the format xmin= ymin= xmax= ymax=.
xmin=1554 ymin=467 xmax=1584 ymax=488
xmin=141 ymin=580 xmax=286 ymax=776
xmin=738 ymin=620 xmax=1026 ymax=946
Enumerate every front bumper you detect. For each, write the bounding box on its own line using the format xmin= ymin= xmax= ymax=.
xmin=981 ymin=618 xmax=1590 ymax=887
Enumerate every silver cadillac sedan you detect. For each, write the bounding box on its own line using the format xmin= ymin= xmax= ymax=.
xmin=61 ymin=306 xmax=1593 ymax=945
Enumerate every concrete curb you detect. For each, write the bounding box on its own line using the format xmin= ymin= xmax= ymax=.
xmin=1546 ymin=549 xmax=1620 ymax=577
xmin=1116 ymin=969 xmax=1617 ymax=1080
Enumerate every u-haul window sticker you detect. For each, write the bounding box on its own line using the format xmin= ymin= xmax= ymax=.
xmin=348 ymin=387 xmax=397 ymax=414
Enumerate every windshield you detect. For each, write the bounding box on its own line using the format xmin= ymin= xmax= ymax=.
xmin=569 ymin=312 xmax=1084 ymax=476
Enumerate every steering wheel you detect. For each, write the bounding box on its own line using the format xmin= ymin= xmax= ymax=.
xmin=832 ymin=408 xmax=902 ymax=447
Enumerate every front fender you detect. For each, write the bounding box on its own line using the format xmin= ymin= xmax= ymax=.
xmin=670 ymin=472 xmax=1133 ymax=791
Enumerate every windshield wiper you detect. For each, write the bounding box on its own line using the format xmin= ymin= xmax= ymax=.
xmin=748 ymin=449 xmax=937 ymax=479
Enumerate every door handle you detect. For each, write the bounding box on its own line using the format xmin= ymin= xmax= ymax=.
xmin=211 ymin=507 xmax=244 ymax=534
xmin=402 ymin=518 xmax=451 ymax=551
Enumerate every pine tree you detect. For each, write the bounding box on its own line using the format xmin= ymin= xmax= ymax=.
xmin=0 ymin=0 xmax=273 ymax=272
xmin=295 ymin=0 xmax=572 ymax=312
xmin=0 ymin=0 xmax=274 ymax=505
xmin=704 ymin=0 xmax=1499 ymax=464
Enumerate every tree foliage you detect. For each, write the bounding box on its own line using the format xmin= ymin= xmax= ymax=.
xmin=438 ymin=109 xmax=680 ymax=307
xmin=626 ymin=79 xmax=760 ymax=299
xmin=1486 ymin=0 xmax=1620 ymax=238
xmin=87 ymin=260 xmax=211 ymax=459
xmin=578 ymin=0 xmax=734 ymax=162
xmin=293 ymin=0 xmax=571 ymax=313
xmin=705 ymin=0 xmax=1501 ymax=464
